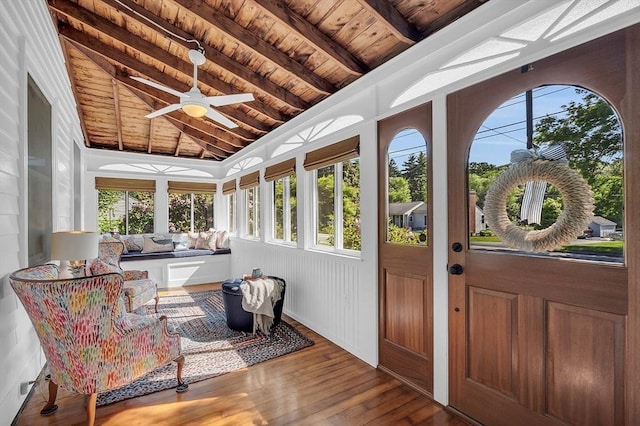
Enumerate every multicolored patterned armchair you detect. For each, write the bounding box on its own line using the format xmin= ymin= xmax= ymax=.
xmin=9 ymin=264 xmax=188 ymax=426
xmin=96 ymin=241 xmax=159 ymax=313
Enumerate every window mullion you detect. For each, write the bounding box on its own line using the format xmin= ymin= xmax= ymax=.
xmin=284 ymin=177 xmax=291 ymax=242
xmin=190 ymin=193 xmax=195 ymax=231
xmin=125 ymin=191 xmax=130 ymax=235
xmin=335 ymin=163 xmax=344 ymax=250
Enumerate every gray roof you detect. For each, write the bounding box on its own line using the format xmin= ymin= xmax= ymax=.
xmin=389 ymin=201 xmax=425 ymax=216
xmin=590 ymin=215 xmax=616 ymax=226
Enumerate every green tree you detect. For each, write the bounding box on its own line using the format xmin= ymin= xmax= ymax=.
xmin=168 ymin=193 xmax=191 ymax=232
xmin=127 ymin=191 xmax=154 ymax=234
xmin=535 ymin=89 xmax=623 ymax=225
xmin=98 ymin=190 xmax=121 ymax=233
xmin=388 ymin=159 xmax=402 ymax=178
xmin=402 ymin=152 xmax=427 ymax=201
xmin=387 ymin=222 xmax=427 ymax=245
xmin=388 ymin=176 xmax=411 ymax=203
xmin=468 ymin=163 xmax=505 ymax=208
xmin=273 ymin=175 xmax=297 ymax=241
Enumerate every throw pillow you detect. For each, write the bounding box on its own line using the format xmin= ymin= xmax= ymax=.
xmin=195 ymin=231 xmax=213 ymax=250
xmin=141 ymin=235 xmax=174 ymax=253
xmin=90 ymin=258 xmax=123 ymax=276
xmin=186 ymin=232 xmax=199 ymax=249
xmin=215 ymin=230 xmax=230 ymax=249
xmin=103 ymin=234 xmax=130 ymax=254
xmin=123 ymin=236 xmax=142 ymax=252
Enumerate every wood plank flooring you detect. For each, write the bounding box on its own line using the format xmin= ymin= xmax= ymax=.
xmin=14 ymin=284 xmax=470 ymax=425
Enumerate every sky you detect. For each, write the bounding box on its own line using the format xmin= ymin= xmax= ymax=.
xmin=388 ymin=85 xmax=590 ymax=169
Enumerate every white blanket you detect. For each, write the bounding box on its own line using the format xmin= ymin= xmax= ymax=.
xmin=240 ymin=277 xmax=283 ymax=333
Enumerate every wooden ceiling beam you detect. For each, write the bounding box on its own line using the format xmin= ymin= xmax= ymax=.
xmin=112 ymin=79 xmax=124 ymax=150
xmin=175 ymin=133 xmax=184 ymax=157
xmin=59 ymin=37 xmax=91 ymax=147
xmin=148 ymin=116 xmax=154 ymax=154
xmin=60 ymin=27 xmax=266 ymax=142
xmin=67 ymin=39 xmax=242 ymax=158
xmin=48 ymin=0 xmax=287 ymax=124
xmin=101 ymin=0 xmax=308 ymax=112
xmin=251 ymin=0 xmax=367 ymax=77
xmin=168 ymin=122 xmax=230 ymax=158
xmin=170 ymin=0 xmax=337 ymax=95
xmin=355 ymin=0 xmax=421 ymax=44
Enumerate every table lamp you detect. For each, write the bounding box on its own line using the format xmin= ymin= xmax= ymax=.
xmin=51 ymin=231 xmax=99 ymax=278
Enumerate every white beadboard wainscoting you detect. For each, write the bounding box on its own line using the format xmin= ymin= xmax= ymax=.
xmin=230 ymin=238 xmax=378 ymax=367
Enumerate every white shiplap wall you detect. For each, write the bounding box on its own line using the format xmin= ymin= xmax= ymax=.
xmin=0 ymin=0 xmax=83 ymax=423
xmin=230 ymin=239 xmax=378 ymax=365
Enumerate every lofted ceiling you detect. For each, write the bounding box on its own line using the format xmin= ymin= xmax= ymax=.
xmin=48 ymin=0 xmax=487 ymax=161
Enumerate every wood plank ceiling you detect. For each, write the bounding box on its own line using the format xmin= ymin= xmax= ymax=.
xmin=48 ymin=0 xmax=487 ymax=161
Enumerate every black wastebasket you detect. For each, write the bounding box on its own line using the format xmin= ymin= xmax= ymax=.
xmin=221 ymin=276 xmax=286 ymax=332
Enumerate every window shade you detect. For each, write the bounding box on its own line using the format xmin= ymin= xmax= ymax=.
xmin=167 ymin=181 xmax=217 ymax=194
xmin=239 ymin=171 xmax=260 ymax=190
xmin=264 ymin=158 xmax=296 ymax=182
xmin=303 ymin=135 xmax=360 ymax=171
xmin=95 ymin=177 xmax=156 ymax=192
xmin=222 ymin=180 xmax=237 ymax=195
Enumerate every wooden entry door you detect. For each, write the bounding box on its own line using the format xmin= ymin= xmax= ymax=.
xmin=447 ymin=27 xmax=639 ymax=426
xmin=378 ymin=104 xmax=433 ymax=394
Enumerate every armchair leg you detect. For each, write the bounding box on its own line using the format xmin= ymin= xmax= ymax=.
xmin=40 ymin=379 xmax=59 ymax=416
xmin=86 ymin=392 xmax=97 ymax=426
xmin=154 ymin=295 xmax=159 ymax=313
xmin=175 ymin=355 xmax=188 ymax=393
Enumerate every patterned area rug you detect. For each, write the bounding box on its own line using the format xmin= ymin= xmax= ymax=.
xmin=97 ymin=289 xmax=314 ymax=406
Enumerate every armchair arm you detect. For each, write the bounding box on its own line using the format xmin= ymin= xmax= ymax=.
xmin=102 ymin=314 xmax=182 ymax=392
xmin=123 ymin=270 xmax=148 ymax=281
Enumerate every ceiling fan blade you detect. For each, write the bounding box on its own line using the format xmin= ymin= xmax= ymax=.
xmin=205 ymin=108 xmax=238 ymax=128
xmin=130 ymin=76 xmax=185 ymax=99
xmin=203 ymin=93 xmax=254 ymax=106
xmin=145 ymin=103 xmax=182 ymax=118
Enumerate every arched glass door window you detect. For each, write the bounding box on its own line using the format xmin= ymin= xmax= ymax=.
xmin=387 ymin=128 xmax=428 ymax=246
xmin=468 ymin=85 xmax=624 ymax=263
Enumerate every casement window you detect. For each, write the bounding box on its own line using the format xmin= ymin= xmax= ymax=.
xmin=95 ymin=177 xmax=155 ymax=234
xmin=265 ymin=159 xmax=296 ymax=244
xmin=167 ymin=181 xmax=216 ymax=232
xmin=304 ymin=136 xmax=361 ymax=253
xmin=222 ymin=180 xmax=237 ymax=234
xmin=239 ymin=171 xmax=260 ymax=238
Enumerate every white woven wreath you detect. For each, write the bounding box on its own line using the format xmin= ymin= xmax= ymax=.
xmin=483 ymin=159 xmax=594 ymax=252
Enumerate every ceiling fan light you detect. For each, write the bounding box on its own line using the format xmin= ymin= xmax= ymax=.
xmin=182 ymin=102 xmax=208 ymax=118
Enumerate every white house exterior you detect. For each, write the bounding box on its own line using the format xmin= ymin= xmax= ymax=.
xmin=588 ymin=215 xmax=617 ymax=237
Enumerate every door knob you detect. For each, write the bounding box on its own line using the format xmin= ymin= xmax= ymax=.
xmin=449 ymin=264 xmax=464 ymax=275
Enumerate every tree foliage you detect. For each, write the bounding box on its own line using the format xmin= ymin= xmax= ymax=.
xmin=534 ymin=89 xmax=623 ymax=225
xmin=388 ymin=176 xmax=411 ymax=203
xmin=402 ymin=152 xmax=427 ymax=201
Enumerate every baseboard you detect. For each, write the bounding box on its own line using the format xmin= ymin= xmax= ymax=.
xmin=445 ymin=405 xmax=483 ymax=426
xmin=11 ymin=365 xmax=48 ymax=426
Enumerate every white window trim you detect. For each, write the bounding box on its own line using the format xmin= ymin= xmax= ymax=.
xmin=226 ymin=192 xmax=237 ymax=235
xmin=311 ymin=163 xmax=361 ymax=257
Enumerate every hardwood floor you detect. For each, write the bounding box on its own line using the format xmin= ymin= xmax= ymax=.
xmin=14 ymin=284 xmax=469 ymax=425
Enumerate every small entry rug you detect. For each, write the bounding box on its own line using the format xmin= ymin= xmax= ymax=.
xmin=97 ymin=289 xmax=314 ymax=406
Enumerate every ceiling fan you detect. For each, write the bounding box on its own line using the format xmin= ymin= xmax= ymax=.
xmin=130 ymin=49 xmax=254 ymax=128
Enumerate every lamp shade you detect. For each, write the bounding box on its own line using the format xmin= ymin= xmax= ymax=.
xmin=51 ymin=231 xmax=99 ymax=261
xmin=182 ymin=102 xmax=208 ymax=118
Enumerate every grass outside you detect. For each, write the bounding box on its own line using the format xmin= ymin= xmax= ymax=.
xmin=557 ymin=240 xmax=623 ymax=255
xmin=470 ymin=236 xmax=502 ymax=243
xmin=470 ymin=236 xmax=624 ymax=255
